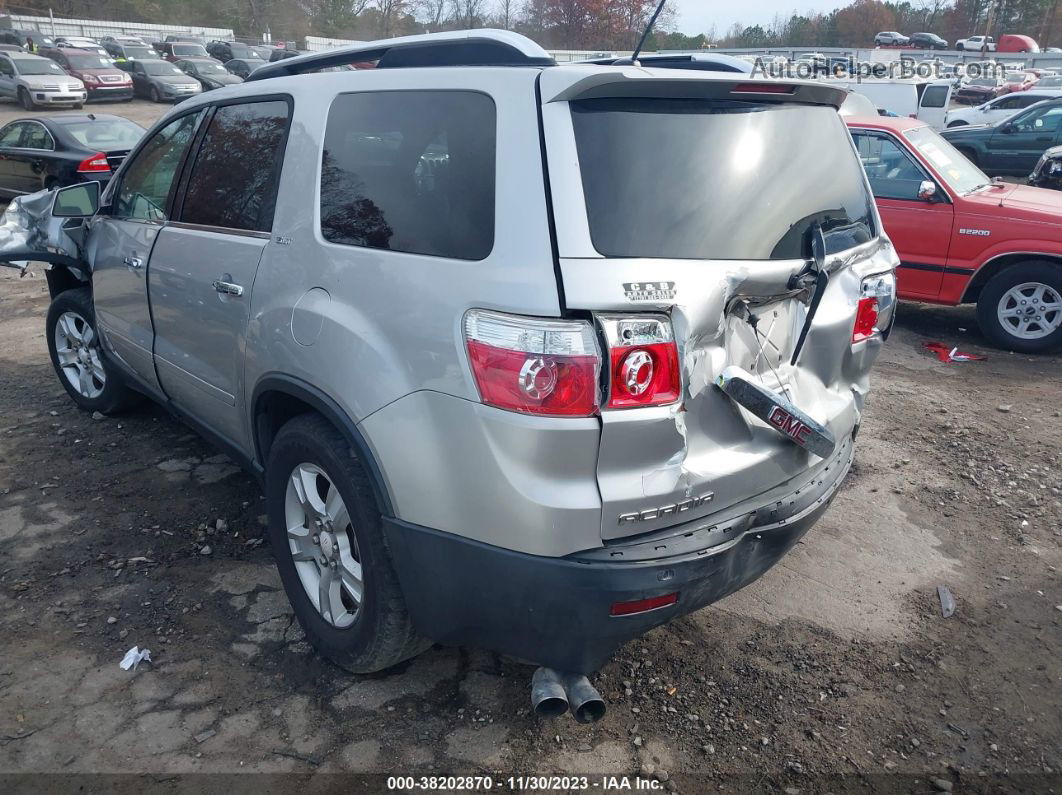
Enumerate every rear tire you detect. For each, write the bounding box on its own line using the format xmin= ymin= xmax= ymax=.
xmin=149 ymin=85 xmax=160 ymax=103
xmin=18 ymin=87 xmax=33 ymax=110
xmin=265 ymin=413 xmax=429 ymax=673
xmin=976 ymin=261 xmax=1062 ymax=353
xmin=46 ymin=287 xmax=141 ymax=414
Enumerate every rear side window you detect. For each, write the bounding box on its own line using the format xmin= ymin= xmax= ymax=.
xmin=920 ymin=85 xmax=949 ymax=108
xmin=570 ymin=98 xmax=875 ymax=260
xmin=320 ymin=90 xmax=496 ymax=260
xmin=180 ymin=99 xmax=290 ymax=233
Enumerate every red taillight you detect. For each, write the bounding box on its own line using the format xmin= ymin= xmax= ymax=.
xmin=464 ymin=310 xmax=600 ymax=417
xmin=610 ymin=592 xmax=679 ymax=616
xmin=599 ymin=315 xmax=680 ymax=409
xmin=731 ymin=82 xmax=795 ymax=94
xmin=77 ymin=152 xmax=110 ymax=173
xmin=852 ymin=296 xmax=879 ymax=343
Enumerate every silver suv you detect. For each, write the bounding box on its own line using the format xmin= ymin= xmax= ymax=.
xmin=2 ymin=31 xmax=896 ymax=718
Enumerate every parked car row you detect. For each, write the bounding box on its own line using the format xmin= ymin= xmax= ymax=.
xmin=873 ymin=31 xmax=1042 ymax=52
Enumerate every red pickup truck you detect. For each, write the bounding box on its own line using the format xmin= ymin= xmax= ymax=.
xmin=845 ymin=115 xmax=1062 ymax=352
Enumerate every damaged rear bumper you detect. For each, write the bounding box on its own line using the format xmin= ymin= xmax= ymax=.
xmin=384 ymin=435 xmax=854 ymax=673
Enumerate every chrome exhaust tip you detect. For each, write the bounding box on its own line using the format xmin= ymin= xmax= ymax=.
xmin=562 ymin=673 xmax=607 ymax=724
xmin=530 ymin=667 xmax=568 ymax=718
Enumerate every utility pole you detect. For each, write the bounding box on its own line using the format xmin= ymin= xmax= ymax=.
xmin=49 ymin=7 xmax=55 ymax=37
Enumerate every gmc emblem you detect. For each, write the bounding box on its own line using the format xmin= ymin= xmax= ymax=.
xmin=768 ymin=406 xmax=812 ymax=446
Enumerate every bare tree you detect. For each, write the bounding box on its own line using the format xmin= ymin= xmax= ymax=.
xmin=496 ymin=0 xmax=516 ymax=29
xmin=450 ymin=0 xmax=486 ymax=28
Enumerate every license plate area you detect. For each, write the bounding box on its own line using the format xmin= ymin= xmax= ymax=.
xmin=716 ymin=365 xmax=836 ymax=459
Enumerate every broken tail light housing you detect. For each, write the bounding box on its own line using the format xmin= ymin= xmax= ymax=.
xmin=464 ymin=309 xmax=600 ymax=417
xmin=852 ymin=272 xmax=896 ymax=343
xmin=598 ymin=315 xmax=681 ymax=409
xmin=77 ymin=152 xmax=110 ymax=173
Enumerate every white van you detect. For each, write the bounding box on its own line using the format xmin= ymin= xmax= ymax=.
xmin=825 ymin=78 xmax=953 ymax=129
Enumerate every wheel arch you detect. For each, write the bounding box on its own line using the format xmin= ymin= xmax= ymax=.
xmin=251 ymin=374 xmax=394 ymax=517
xmin=963 ymin=252 xmax=1062 ymax=303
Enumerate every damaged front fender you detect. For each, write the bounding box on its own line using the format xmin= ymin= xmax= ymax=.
xmin=0 ymin=189 xmax=89 ymax=278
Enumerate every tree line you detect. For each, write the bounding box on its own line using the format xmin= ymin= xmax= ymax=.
xmin=3 ymin=0 xmax=1059 ymax=51
xmin=719 ymin=0 xmax=1062 ymax=50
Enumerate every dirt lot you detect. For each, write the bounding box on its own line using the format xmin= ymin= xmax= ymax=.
xmin=1 ymin=269 xmax=1060 ymax=792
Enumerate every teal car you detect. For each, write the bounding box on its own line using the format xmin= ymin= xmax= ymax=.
xmin=942 ymin=97 xmax=1062 ymax=175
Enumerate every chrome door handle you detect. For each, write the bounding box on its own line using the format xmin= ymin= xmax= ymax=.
xmin=212 ymin=279 xmax=244 ymax=297
xmin=123 ymin=256 xmax=142 ymax=270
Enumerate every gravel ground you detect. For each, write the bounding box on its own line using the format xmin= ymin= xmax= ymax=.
xmin=0 ymin=96 xmax=1061 ymax=792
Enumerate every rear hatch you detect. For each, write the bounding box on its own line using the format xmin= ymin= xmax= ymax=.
xmin=539 ymin=66 xmax=897 ymax=540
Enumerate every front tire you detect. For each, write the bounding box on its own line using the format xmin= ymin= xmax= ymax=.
xmin=976 ymin=261 xmax=1062 ymax=353
xmin=265 ymin=413 xmax=429 ymax=673
xmin=947 ymin=120 xmax=968 ymax=128
xmin=46 ymin=287 xmax=140 ymax=414
xmin=18 ymin=87 xmax=34 ymax=110
xmin=150 ymin=85 xmax=160 ymax=103
xmin=956 ymin=147 xmax=979 ymax=166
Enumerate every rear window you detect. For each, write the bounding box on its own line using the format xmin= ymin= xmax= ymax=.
xmin=920 ymin=85 xmax=949 ymax=108
xmin=320 ymin=90 xmax=496 ymax=260
xmin=571 ymin=98 xmax=875 ymax=260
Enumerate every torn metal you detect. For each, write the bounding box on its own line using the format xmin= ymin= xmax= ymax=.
xmin=0 ymin=189 xmax=87 ymax=276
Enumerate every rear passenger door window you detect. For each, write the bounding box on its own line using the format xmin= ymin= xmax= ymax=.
xmin=115 ymin=111 xmax=202 ymax=222
xmin=178 ymin=99 xmax=290 ymax=233
xmin=320 ymin=91 xmax=496 ymax=260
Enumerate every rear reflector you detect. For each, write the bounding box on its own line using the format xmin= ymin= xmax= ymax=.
xmin=464 ymin=309 xmax=600 ymax=417
xmin=597 ymin=315 xmax=680 ymax=409
xmin=77 ymin=152 xmax=110 ymax=173
xmin=610 ymin=592 xmax=679 ymax=616
xmin=731 ymin=82 xmax=795 ymax=94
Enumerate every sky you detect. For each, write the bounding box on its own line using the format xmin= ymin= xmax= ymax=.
xmin=670 ymin=0 xmax=842 ymax=36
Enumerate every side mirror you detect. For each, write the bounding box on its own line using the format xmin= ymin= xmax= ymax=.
xmin=52 ymin=181 xmax=100 ymax=217
xmin=917 ymin=180 xmax=938 ymax=201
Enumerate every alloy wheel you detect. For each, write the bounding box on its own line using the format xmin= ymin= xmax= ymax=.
xmin=284 ymin=462 xmax=364 ymax=628
xmin=53 ymin=310 xmax=105 ymax=399
xmin=997 ymin=282 xmax=1062 ymax=340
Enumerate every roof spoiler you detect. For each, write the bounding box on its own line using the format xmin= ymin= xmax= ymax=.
xmin=246 ymin=29 xmax=555 ymax=81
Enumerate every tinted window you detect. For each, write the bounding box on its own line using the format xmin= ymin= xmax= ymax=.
xmin=571 ymin=98 xmax=875 ymax=260
xmin=1013 ymin=104 xmax=1062 ymax=132
xmin=179 ymin=100 xmax=290 ymax=232
xmin=22 ymin=123 xmax=52 ymax=150
xmin=0 ymin=122 xmax=26 ymax=146
xmin=920 ymin=85 xmax=949 ymax=108
xmin=116 ymin=112 xmax=201 ymax=221
xmin=852 ymin=132 xmax=928 ymax=200
xmin=320 ymin=91 xmax=496 ymax=260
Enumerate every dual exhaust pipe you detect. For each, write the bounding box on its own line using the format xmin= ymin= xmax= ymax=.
xmin=531 ymin=667 xmax=606 ymax=724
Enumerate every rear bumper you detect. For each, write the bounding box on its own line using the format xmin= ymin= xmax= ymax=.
xmin=384 ymin=436 xmax=854 ymax=673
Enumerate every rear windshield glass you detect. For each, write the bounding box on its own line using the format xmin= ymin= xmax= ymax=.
xmin=61 ymin=118 xmax=144 ymax=148
xmin=571 ymin=98 xmax=876 ymax=260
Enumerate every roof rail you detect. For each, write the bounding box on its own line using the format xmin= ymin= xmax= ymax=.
xmin=246 ymin=29 xmax=555 ymax=81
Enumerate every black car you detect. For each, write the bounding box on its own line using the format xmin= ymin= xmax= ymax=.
xmin=269 ymin=48 xmax=310 ymax=62
xmin=176 ymin=58 xmax=243 ymax=90
xmin=0 ymin=113 xmax=144 ymax=197
xmin=910 ymin=32 xmax=948 ymax=49
xmin=942 ymin=97 xmax=1062 ymax=175
xmin=206 ymin=40 xmax=271 ymax=62
xmin=1029 ymin=143 xmax=1062 ymax=189
xmin=224 ymin=57 xmax=266 ymax=79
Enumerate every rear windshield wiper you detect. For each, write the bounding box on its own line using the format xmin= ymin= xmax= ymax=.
xmin=789 ymin=223 xmax=829 ymax=366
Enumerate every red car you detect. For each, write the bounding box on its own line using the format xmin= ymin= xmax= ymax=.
xmin=996 ymin=70 xmax=1039 ymax=96
xmin=846 ymin=115 xmax=1062 ymax=352
xmin=39 ymin=47 xmax=132 ymax=101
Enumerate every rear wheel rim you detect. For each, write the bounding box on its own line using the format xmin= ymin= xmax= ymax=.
xmin=997 ymin=281 xmax=1062 ymax=340
xmin=284 ymin=462 xmax=363 ymax=628
xmin=53 ymin=310 xmax=105 ymax=399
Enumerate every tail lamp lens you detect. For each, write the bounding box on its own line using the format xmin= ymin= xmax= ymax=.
xmin=464 ymin=310 xmax=600 ymax=417
xmin=853 ymin=272 xmax=897 ymax=343
xmin=598 ymin=315 xmax=680 ymax=409
xmin=610 ymin=592 xmax=679 ymax=616
xmin=77 ymin=152 xmax=110 ymax=173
